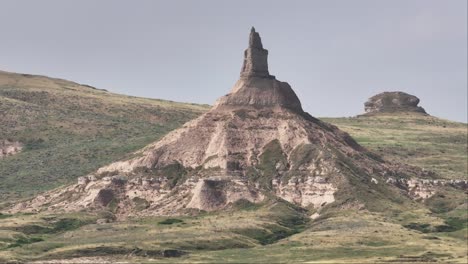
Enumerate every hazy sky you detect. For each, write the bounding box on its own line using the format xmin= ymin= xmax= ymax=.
xmin=1 ymin=0 xmax=467 ymax=122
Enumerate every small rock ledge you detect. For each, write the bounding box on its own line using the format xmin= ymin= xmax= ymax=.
xmin=0 ymin=140 xmax=22 ymax=158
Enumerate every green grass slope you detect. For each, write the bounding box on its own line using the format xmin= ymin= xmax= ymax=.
xmin=0 ymin=70 xmax=466 ymax=263
xmin=0 ymin=70 xmax=209 ymax=201
xmin=322 ymin=113 xmax=467 ymax=180
xmin=0 ymin=199 xmax=466 ymax=263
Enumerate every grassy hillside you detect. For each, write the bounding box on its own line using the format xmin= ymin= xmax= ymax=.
xmin=2 ymin=70 xmax=465 ymax=202
xmin=0 ymin=109 xmax=465 ymax=263
xmin=0 ymin=70 xmax=209 ymax=200
xmin=322 ymin=113 xmax=467 ymax=180
xmin=0 ymin=199 xmax=466 ymax=263
xmin=0 ymin=71 xmax=466 ymax=263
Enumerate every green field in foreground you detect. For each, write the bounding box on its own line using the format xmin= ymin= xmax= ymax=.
xmin=0 ymin=199 xmax=466 ymax=263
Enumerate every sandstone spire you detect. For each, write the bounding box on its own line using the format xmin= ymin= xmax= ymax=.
xmin=214 ymin=27 xmax=303 ymax=113
xmin=240 ymin=27 xmax=271 ymax=78
xmin=12 ymin=27 xmax=435 ymax=217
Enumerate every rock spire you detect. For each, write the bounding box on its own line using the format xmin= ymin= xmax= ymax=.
xmin=240 ymin=27 xmax=272 ymax=78
xmin=214 ymin=27 xmax=303 ymax=113
xmin=9 ymin=27 xmax=436 ymax=217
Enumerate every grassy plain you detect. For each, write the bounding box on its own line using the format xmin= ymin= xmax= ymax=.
xmin=0 ymin=200 xmax=466 ymax=263
xmin=323 ymin=113 xmax=467 ymax=180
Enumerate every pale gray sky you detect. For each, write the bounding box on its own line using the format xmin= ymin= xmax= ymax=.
xmin=1 ymin=0 xmax=466 ymax=122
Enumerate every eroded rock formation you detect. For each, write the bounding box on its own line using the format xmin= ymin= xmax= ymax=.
xmin=215 ymin=27 xmax=303 ymax=113
xmin=364 ymin=91 xmax=427 ymax=115
xmin=0 ymin=140 xmax=22 ymax=158
xmin=240 ymin=27 xmax=271 ymax=78
xmin=9 ymin=28 xmax=457 ymax=217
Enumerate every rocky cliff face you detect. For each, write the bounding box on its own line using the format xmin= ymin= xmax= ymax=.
xmin=10 ymin=28 xmax=453 ymax=217
xmin=364 ymin=91 xmax=427 ymax=115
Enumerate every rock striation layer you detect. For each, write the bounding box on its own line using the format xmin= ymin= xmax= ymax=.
xmin=9 ymin=28 xmax=450 ymax=217
xmin=364 ymin=91 xmax=427 ymax=115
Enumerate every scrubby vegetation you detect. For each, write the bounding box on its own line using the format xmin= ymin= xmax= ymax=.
xmin=323 ymin=113 xmax=467 ymax=180
xmin=248 ymin=139 xmax=288 ymax=189
xmin=0 ymin=71 xmax=208 ymax=201
xmin=0 ymin=72 xmax=466 ymax=263
xmin=1 ymin=201 xmax=465 ymax=263
xmin=158 ymin=218 xmax=184 ymax=225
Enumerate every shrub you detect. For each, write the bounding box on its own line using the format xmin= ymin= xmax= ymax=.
xmin=158 ymin=218 xmax=184 ymax=225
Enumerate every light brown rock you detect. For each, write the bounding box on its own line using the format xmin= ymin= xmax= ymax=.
xmin=0 ymin=140 xmax=22 ymax=158
xmin=364 ymin=91 xmax=427 ymax=114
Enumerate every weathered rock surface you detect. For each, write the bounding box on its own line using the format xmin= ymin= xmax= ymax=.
xmin=240 ymin=27 xmax=271 ymax=78
xmin=385 ymin=177 xmax=468 ymax=200
xmin=364 ymin=92 xmax=427 ymax=115
xmin=9 ymin=28 xmax=459 ymax=217
xmin=215 ymin=27 xmax=303 ymax=113
xmin=0 ymin=140 xmax=22 ymax=158
xmin=214 ymin=76 xmax=303 ymax=113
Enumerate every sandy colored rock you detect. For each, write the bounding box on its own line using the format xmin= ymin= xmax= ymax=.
xmin=364 ymin=91 xmax=427 ymax=114
xmin=240 ymin=27 xmax=271 ymax=78
xmin=0 ymin=140 xmax=22 ymax=158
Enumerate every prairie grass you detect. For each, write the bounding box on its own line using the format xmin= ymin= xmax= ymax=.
xmin=322 ymin=113 xmax=467 ymax=180
xmin=0 ymin=71 xmax=208 ymax=201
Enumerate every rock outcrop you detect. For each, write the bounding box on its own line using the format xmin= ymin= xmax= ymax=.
xmin=386 ymin=177 xmax=468 ymax=199
xmin=9 ymin=28 xmax=452 ymax=217
xmin=215 ymin=27 xmax=303 ymax=113
xmin=0 ymin=140 xmax=22 ymax=158
xmin=364 ymin=92 xmax=427 ymax=115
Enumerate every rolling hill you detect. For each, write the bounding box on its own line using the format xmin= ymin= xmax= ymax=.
xmin=1 ymin=71 xmax=465 ymax=203
xmin=0 ymin=70 xmax=209 ymax=201
xmin=0 ymin=70 xmax=466 ymax=263
xmin=323 ymin=113 xmax=467 ymax=181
